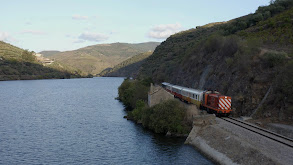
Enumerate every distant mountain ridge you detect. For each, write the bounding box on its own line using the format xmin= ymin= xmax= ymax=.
xmin=46 ymin=42 xmax=160 ymax=75
xmin=39 ymin=50 xmax=61 ymax=57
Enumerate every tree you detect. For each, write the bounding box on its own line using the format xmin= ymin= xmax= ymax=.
xmin=252 ymin=13 xmax=264 ymax=23
xmin=21 ymin=50 xmax=36 ymax=62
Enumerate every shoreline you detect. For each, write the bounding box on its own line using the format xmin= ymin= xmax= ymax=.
xmin=0 ymin=75 xmax=93 ymax=81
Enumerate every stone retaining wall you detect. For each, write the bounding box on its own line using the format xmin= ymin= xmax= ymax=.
xmin=148 ymin=84 xmax=174 ymax=107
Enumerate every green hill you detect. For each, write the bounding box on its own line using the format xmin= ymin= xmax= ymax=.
xmin=99 ymin=51 xmax=153 ymax=77
xmin=49 ymin=42 xmax=160 ymax=75
xmin=135 ymin=0 xmax=293 ymax=121
xmin=0 ymin=41 xmax=83 ymax=80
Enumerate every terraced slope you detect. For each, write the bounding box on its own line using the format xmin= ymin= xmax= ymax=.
xmin=0 ymin=41 xmax=23 ymax=59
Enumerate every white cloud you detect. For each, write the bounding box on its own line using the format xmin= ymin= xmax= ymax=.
xmin=148 ymin=23 xmax=183 ymax=39
xmin=72 ymin=14 xmax=89 ymax=20
xmin=21 ymin=30 xmax=47 ymax=35
xmin=78 ymin=32 xmax=109 ymax=42
xmin=0 ymin=31 xmax=17 ymax=42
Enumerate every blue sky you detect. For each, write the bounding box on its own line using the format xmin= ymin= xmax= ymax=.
xmin=0 ymin=0 xmax=271 ymax=52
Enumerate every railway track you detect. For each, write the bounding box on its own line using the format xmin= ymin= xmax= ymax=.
xmin=220 ymin=117 xmax=293 ymax=148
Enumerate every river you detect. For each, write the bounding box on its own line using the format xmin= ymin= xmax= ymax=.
xmin=0 ymin=77 xmax=213 ymax=164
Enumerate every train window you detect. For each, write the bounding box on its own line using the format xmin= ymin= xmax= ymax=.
xmin=196 ymin=95 xmax=197 ymax=100
xmin=192 ymin=94 xmax=195 ymax=98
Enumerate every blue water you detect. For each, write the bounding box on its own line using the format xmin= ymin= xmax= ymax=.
xmin=0 ymin=77 xmax=213 ymax=164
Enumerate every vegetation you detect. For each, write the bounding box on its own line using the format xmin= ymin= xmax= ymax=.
xmin=238 ymin=6 xmax=293 ymax=45
xmin=0 ymin=41 xmax=23 ymax=59
xmin=273 ymin=61 xmax=293 ymax=117
xmin=118 ymin=78 xmax=152 ymax=109
xmin=49 ymin=42 xmax=160 ymax=75
xmin=223 ymin=0 xmax=293 ymax=35
xmin=261 ymin=51 xmax=287 ymax=68
xmin=129 ymin=100 xmax=190 ymax=134
xmin=118 ymin=78 xmax=190 ymax=134
xmin=21 ymin=50 xmax=36 ymax=62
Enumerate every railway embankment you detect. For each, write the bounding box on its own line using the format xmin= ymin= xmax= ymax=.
xmin=185 ymin=116 xmax=293 ymax=165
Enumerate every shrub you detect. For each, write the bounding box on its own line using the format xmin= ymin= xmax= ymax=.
xmin=203 ymin=35 xmax=223 ymax=54
xmin=237 ymin=21 xmax=248 ymax=30
xmin=118 ymin=78 xmax=151 ymax=109
xmin=21 ymin=50 xmax=36 ymax=62
xmin=225 ymin=57 xmax=234 ymax=66
xmin=274 ymin=61 xmax=293 ymax=118
xmin=220 ymin=36 xmax=239 ymax=57
xmin=252 ymin=13 xmax=264 ymax=23
xmin=130 ymin=100 xmax=147 ymax=121
xmin=130 ymin=100 xmax=189 ymax=134
xmin=263 ymin=11 xmax=271 ymax=19
xmin=262 ymin=51 xmax=287 ymax=68
xmin=147 ymin=100 xmax=187 ymax=134
xmin=275 ymin=61 xmax=293 ymax=101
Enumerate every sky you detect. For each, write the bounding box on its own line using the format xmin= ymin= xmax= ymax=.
xmin=0 ymin=0 xmax=271 ymax=52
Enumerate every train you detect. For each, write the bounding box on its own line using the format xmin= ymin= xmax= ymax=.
xmin=162 ymin=82 xmax=232 ymax=116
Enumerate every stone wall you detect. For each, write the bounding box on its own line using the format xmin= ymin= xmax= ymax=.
xmin=148 ymin=83 xmax=174 ymax=107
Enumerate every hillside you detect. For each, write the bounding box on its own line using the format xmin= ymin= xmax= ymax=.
xmin=0 ymin=41 xmax=83 ymax=80
xmin=136 ymin=0 xmax=293 ymax=121
xmin=49 ymin=42 xmax=160 ymax=75
xmin=39 ymin=50 xmax=61 ymax=57
xmin=99 ymin=51 xmax=153 ymax=77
